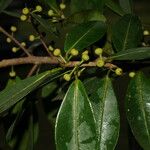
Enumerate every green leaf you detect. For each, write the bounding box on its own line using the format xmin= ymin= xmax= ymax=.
xmin=91 ymin=0 xmax=105 ymax=12
xmin=7 ymin=105 xmax=39 ymax=150
xmin=55 ymin=79 xmax=97 ymax=150
xmin=41 ymin=81 xmax=58 ymax=98
xmin=119 ymin=0 xmax=132 ymax=14
xmin=0 ymin=0 xmax=13 ymax=13
xmin=64 ymin=21 xmax=107 ymax=53
xmin=5 ymin=76 xmax=21 ymax=87
xmin=0 ymin=68 xmax=62 ymax=114
xmin=105 ymin=0 xmax=125 ymax=16
xmin=110 ymin=47 xmax=150 ymax=60
xmin=31 ymin=13 xmax=57 ymax=34
xmin=84 ymin=76 xmax=120 ymax=149
xmin=6 ymin=109 xmax=24 ymax=143
xmin=112 ymin=14 xmax=142 ymax=52
xmin=5 ymin=77 xmax=25 ymax=115
xmin=3 ymin=10 xmax=21 ymax=18
xmin=67 ymin=10 xmax=106 ymax=24
xmin=126 ymin=72 xmax=150 ymax=150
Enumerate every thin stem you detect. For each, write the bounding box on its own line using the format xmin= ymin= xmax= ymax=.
xmin=59 ymin=54 xmax=67 ymax=63
xmin=0 ymin=56 xmax=118 ymax=69
xmin=40 ymin=36 xmax=53 ymax=57
xmin=27 ymin=64 xmax=38 ymax=77
xmin=0 ymin=26 xmax=31 ymax=56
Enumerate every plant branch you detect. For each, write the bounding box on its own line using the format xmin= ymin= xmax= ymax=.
xmin=0 ymin=56 xmax=117 ymax=69
xmin=40 ymin=37 xmax=53 ymax=57
xmin=0 ymin=26 xmax=31 ymax=56
xmin=27 ymin=64 xmax=38 ymax=77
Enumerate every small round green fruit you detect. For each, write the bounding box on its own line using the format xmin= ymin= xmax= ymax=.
xmin=96 ymin=58 xmax=105 ymax=67
xmin=129 ymin=72 xmax=135 ymax=78
xmin=82 ymin=54 xmax=89 ymax=61
xmin=95 ymin=48 xmax=103 ymax=55
xmin=21 ymin=42 xmax=26 ymax=47
xmin=143 ymin=30 xmax=149 ymax=36
xmin=12 ymin=47 xmax=18 ymax=53
xmin=53 ymin=48 xmax=61 ymax=56
xmin=20 ymin=15 xmax=27 ymax=21
xmin=70 ymin=48 xmax=79 ymax=56
xmin=63 ymin=74 xmax=71 ymax=81
xmin=35 ymin=5 xmax=43 ymax=12
xmin=22 ymin=7 xmax=30 ymax=15
xmin=9 ymin=71 xmax=16 ymax=77
xmin=29 ymin=35 xmax=35 ymax=42
xmin=48 ymin=10 xmax=54 ymax=16
xmin=10 ymin=26 xmax=17 ymax=32
xmin=115 ymin=68 xmax=123 ymax=76
xmin=6 ymin=37 xmax=12 ymax=43
xmin=59 ymin=3 xmax=66 ymax=10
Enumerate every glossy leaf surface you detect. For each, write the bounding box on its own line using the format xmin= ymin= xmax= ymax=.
xmin=64 ymin=21 xmax=106 ymax=53
xmin=5 ymin=77 xmax=25 ymax=115
xmin=0 ymin=68 xmax=62 ymax=114
xmin=112 ymin=14 xmax=142 ymax=52
xmin=110 ymin=47 xmax=150 ymax=60
xmin=55 ymin=80 xmax=97 ymax=150
xmin=126 ymin=72 xmax=150 ymax=150
xmin=84 ymin=76 xmax=120 ymax=150
xmin=67 ymin=10 xmax=106 ymax=24
xmin=0 ymin=0 xmax=13 ymax=13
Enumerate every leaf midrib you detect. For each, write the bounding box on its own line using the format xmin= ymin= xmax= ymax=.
xmin=111 ymin=48 xmax=150 ymax=59
xmin=122 ymin=15 xmax=132 ymax=51
xmin=0 ymin=71 xmax=50 ymax=112
xmin=67 ymin=24 xmax=97 ymax=52
xmin=98 ymin=77 xmax=109 ymax=149
xmin=73 ymin=81 xmax=80 ymax=149
xmin=137 ymin=74 xmax=150 ymax=143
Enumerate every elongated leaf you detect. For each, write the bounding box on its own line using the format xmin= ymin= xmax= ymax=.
xmin=64 ymin=21 xmax=106 ymax=53
xmin=0 ymin=68 xmax=62 ymax=114
xmin=110 ymin=47 xmax=150 ymax=60
xmin=67 ymin=10 xmax=106 ymax=24
xmin=3 ymin=10 xmax=21 ymax=18
xmin=7 ymin=105 xmax=39 ymax=150
xmin=0 ymin=0 xmax=13 ymax=13
xmin=6 ymin=109 xmax=25 ymax=143
xmin=41 ymin=81 xmax=57 ymax=98
xmin=112 ymin=14 xmax=142 ymax=52
xmin=55 ymin=79 xmax=97 ymax=150
xmin=4 ymin=77 xmax=25 ymax=115
xmin=119 ymin=0 xmax=132 ymax=14
xmin=105 ymin=0 xmax=125 ymax=16
xmin=84 ymin=76 xmax=120 ymax=149
xmin=126 ymin=72 xmax=150 ymax=150
xmin=31 ymin=13 xmax=57 ymax=34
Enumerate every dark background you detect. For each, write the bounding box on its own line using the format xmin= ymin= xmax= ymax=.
xmin=0 ymin=0 xmax=150 ymax=150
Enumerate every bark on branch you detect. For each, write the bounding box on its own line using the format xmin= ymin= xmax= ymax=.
xmin=0 ymin=56 xmax=117 ymax=69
